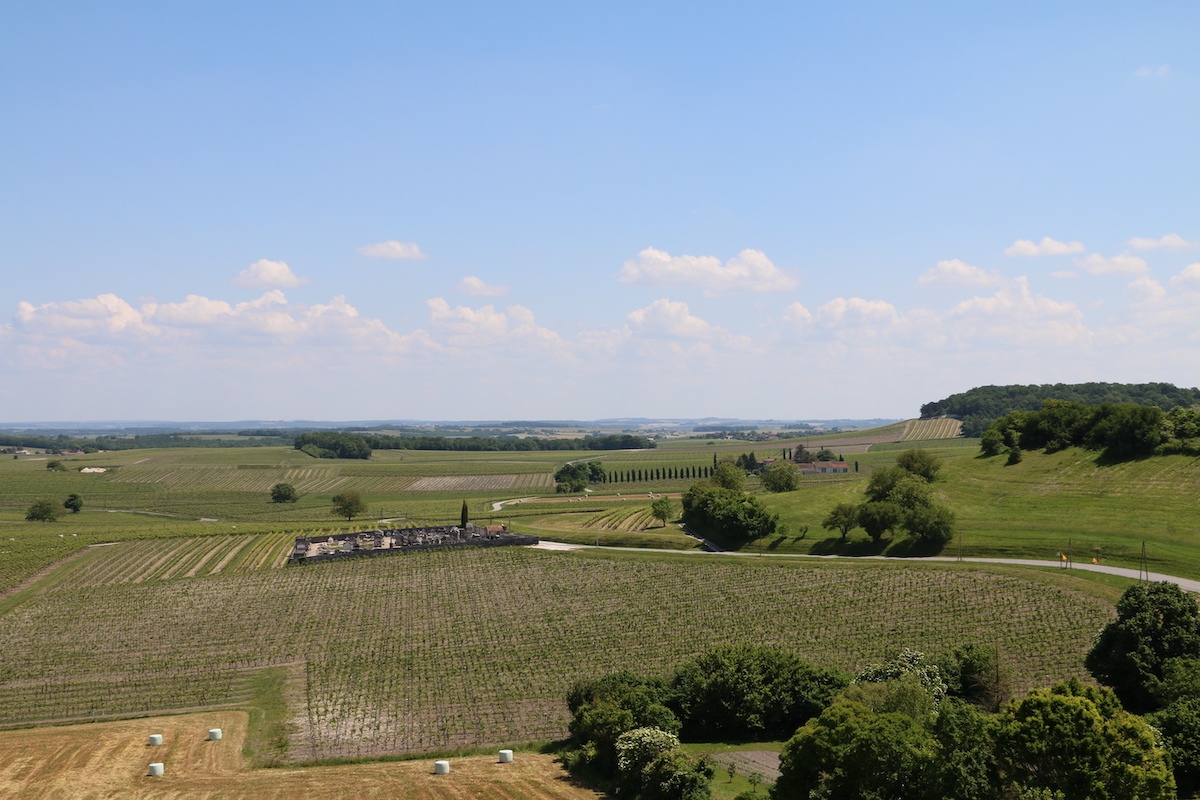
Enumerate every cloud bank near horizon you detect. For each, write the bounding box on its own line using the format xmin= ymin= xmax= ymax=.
xmin=5 ymin=242 xmax=1198 ymax=422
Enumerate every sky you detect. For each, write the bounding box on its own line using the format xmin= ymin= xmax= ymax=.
xmin=1 ymin=2 xmax=1197 ymax=423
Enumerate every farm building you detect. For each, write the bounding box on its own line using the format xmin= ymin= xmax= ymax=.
xmin=798 ymin=461 xmax=850 ymax=474
xmin=290 ymin=523 xmax=536 ymax=564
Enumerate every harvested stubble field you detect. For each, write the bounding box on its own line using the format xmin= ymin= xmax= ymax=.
xmin=0 ymin=544 xmax=1115 ymax=760
xmin=0 ymin=710 xmax=598 ymax=799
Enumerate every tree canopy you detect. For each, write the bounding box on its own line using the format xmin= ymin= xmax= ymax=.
xmin=270 ymin=483 xmax=298 ymax=503
xmin=921 ymin=382 xmax=1200 ymax=437
xmin=330 ymin=491 xmax=367 ymax=521
xmin=1086 ymin=581 xmax=1200 ymax=713
xmin=25 ymin=499 xmax=61 ymax=522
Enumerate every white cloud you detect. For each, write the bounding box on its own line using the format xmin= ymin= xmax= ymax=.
xmin=1129 ymin=233 xmax=1192 ymax=250
xmin=626 ymin=298 xmax=720 ymax=339
xmin=1075 ymin=252 xmax=1148 ymax=276
xmin=1134 ymin=64 xmax=1170 ymax=79
xmin=815 ymin=297 xmax=901 ymax=326
xmin=458 ymin=276 xmax=508 ymax=297
xmin=918 ymin=259 xmax=1002 ymax=287
xmin=14 ymin=294 xmax=157 ymax=337
xmin=232 ymin=259 xmax=306 ymax=289
xmin=1126 ymin=276 xmax=1166 ymax=304
xmin=618 ymin=247 xmax=797 ymax=295
xmin=946 ymin=278 xmax=1088 ymax=347
xmin=357 ymin=240 xmax=426 ymax=260
xmin=1003 ymin=237 xmax=1086 ymax=257
xmin=782 ymin=302 xmax=813 ymax=326
xmin=425 ymin=298 xmax=562 ymax=349
xmin=1170 ymin=263 xmax=1200 ymax=290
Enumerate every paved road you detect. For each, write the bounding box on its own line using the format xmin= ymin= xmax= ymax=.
xmin=529 ymin=540 xmax=1200 ymax=594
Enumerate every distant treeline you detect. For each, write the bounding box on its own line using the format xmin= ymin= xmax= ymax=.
xmin=0 ymin=433 xmax=283 ymax=453
xmin=981 ymin=400 xmax=1200 ymax=461
xmin=293 ymin=430 xmax=657 ymax=459
xmin=922 ymin=382 xmax=1200 ymax=437
xmin=369 ymin=433 xmax=656 ymax=451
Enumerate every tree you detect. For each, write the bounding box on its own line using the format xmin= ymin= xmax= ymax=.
xmin=461 ymin=500 xmax=469 ymax=527
xmin=857 ymin=501 xmax=901 ymax=542
xmin=712 ymin=462 xmax=745 ymax=492
xmin=330 ymin=491 xmax=366 ymax=521
xmin=63 ymin=493 xmax=83 ymax=514
xmin=996 ymin=680 xmax=1175 ymax=800
xmin=895 ymin=448 xmax=941 ymax=481
xmin=1085 ymin=581 xmax=1200 ymax=713
xmin=760 ymin=462 xmax=799 ymax=492
xmin=903 ymin=503 xmax=955 ymax=548
xmin=270 ymin=483 xmax=298 ymax=503
xmin=26 ymin=499 xmax=61 ymax=522
xmin=650 ymin=497 xmax=674 ymax=527
xmin=1150 ymin=695 xmax=1200 ymax=797
xmin=822 ymin=502 xmax=859 ymax=540
xmin=45 ymin=460 xmax=67 ymax=471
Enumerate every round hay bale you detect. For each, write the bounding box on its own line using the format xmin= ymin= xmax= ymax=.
xmin=207 ymin=728 xmax=223 ymax=741
xmin=147 ymin=734 xmax=163 ymax=746
xmin=148 ymin=762 xmax=164 ymax=777
xmin=498 ymin=749 xmax=514 ymax=763
xmin=433 ymin=760 xmax=450 ymax=775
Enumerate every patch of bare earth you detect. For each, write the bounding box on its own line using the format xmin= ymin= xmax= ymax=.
xmin=710 ymin=750 xmax=782 ymax=782
xmin=0 ymin=711 xmax=601 ymax=799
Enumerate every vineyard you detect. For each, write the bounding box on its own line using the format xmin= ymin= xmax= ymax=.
xmin=0 ymin=543 xmax=1115 ymax=760
xmin=900 ymin=417 xmax=963 ymax=441
xmin=579 ymin=505 xmax=661 ymax=531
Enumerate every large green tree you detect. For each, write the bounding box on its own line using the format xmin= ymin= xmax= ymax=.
xmin=63 ymin=493 xmax=84 ymax=514
xmin=650 ymin=497 xmax=674 ymax=527
xmin=822 ymin=502 xmax=859 ymax=540
xmin=760 ymin=461 xmax=799 ymax=492
xmin=25 ymin=499 xmax=61 ymax=522
xmin=330 ymin=491 xmax=367 ymax=521
xmin=1086 ymin=581 xmax=1200 ymax=713
xmin=270 ymin=483 xmax=298 ymax=503
xmin=996 ymin=680 xmax=1174 ymax=800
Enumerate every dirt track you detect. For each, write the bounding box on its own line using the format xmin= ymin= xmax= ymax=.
xmin=0 ymin=711 xmax=600 ymax=799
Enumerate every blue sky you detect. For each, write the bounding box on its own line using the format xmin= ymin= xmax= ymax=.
xmin=2 ymin=2 xmax=1197 ymax=422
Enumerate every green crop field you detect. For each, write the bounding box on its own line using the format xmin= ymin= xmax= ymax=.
xmin=0 ymin=542 xmax=1116 ymax=761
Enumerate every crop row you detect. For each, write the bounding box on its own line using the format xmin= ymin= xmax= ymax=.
xmin=0 ymin=544 xmax=1115 ymax=758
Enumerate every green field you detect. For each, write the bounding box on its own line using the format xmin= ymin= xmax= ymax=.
xmin=0 ymin=541 xmax=1117 ymax=761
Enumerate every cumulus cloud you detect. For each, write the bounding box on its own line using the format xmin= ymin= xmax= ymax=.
xmin=425 ymin=298 xmax=562 ymax=349
xmin=946 ymin=278 xmax=1088 ymax=347
xmin=1003 ymin=237 xmax=1086 ymax=257
xmin=1126 ymin=276 xmax=1166 ymax=304
xmin=918 ymin=259 xmax=1003 ymax=287
xmin=1170 ymin=263 xmax=1200 ymax=290
xmin=14 ymin=294 xmax=157 ymax=337
xmin=458 ymin=276 xmax=508 ymax=297
xmin=1129 ymin=233 xmax=1192 ymax=250
xmin=1075 ymin=252 xmax=1148 ymax=276
xmin=782 ymin=302 xmax=813 ymax=326
xmin=1134 ymin=64 xmax=1170 ymax=79
xmin=618 ymin=247 xmax=797 ymax=295
xmin=357 ymin=240 xmax=426 ymax=260
xmin=232 ymin=259 xmax=306 ymax=289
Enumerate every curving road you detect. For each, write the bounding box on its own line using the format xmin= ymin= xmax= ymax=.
xmin=529 ymin=538 xmax=1200 ymax=594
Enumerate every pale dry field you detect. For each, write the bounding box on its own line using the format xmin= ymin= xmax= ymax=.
xmin=0 ymin=711 xmax=599 ymax=800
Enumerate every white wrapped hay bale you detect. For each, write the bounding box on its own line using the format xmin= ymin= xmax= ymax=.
xmin=207 ymin=728 xmax=222 ymax=741
xmin=147 ymin=734 xmax=163 ymax=746
xmin=148 ymin=763 xmax=164 ymax=777
xmin=498 ymin=749 xmax=513 ymax=763
xmin=433 ymin=760 xmax=450 ymax=774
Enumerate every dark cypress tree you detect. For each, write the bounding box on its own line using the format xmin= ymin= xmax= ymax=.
xmin=461 ymin=500 xmax=469 ymax=527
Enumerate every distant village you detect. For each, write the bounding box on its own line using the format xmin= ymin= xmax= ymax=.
xmin=290 ymin=523 xmax=538 ymax=564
